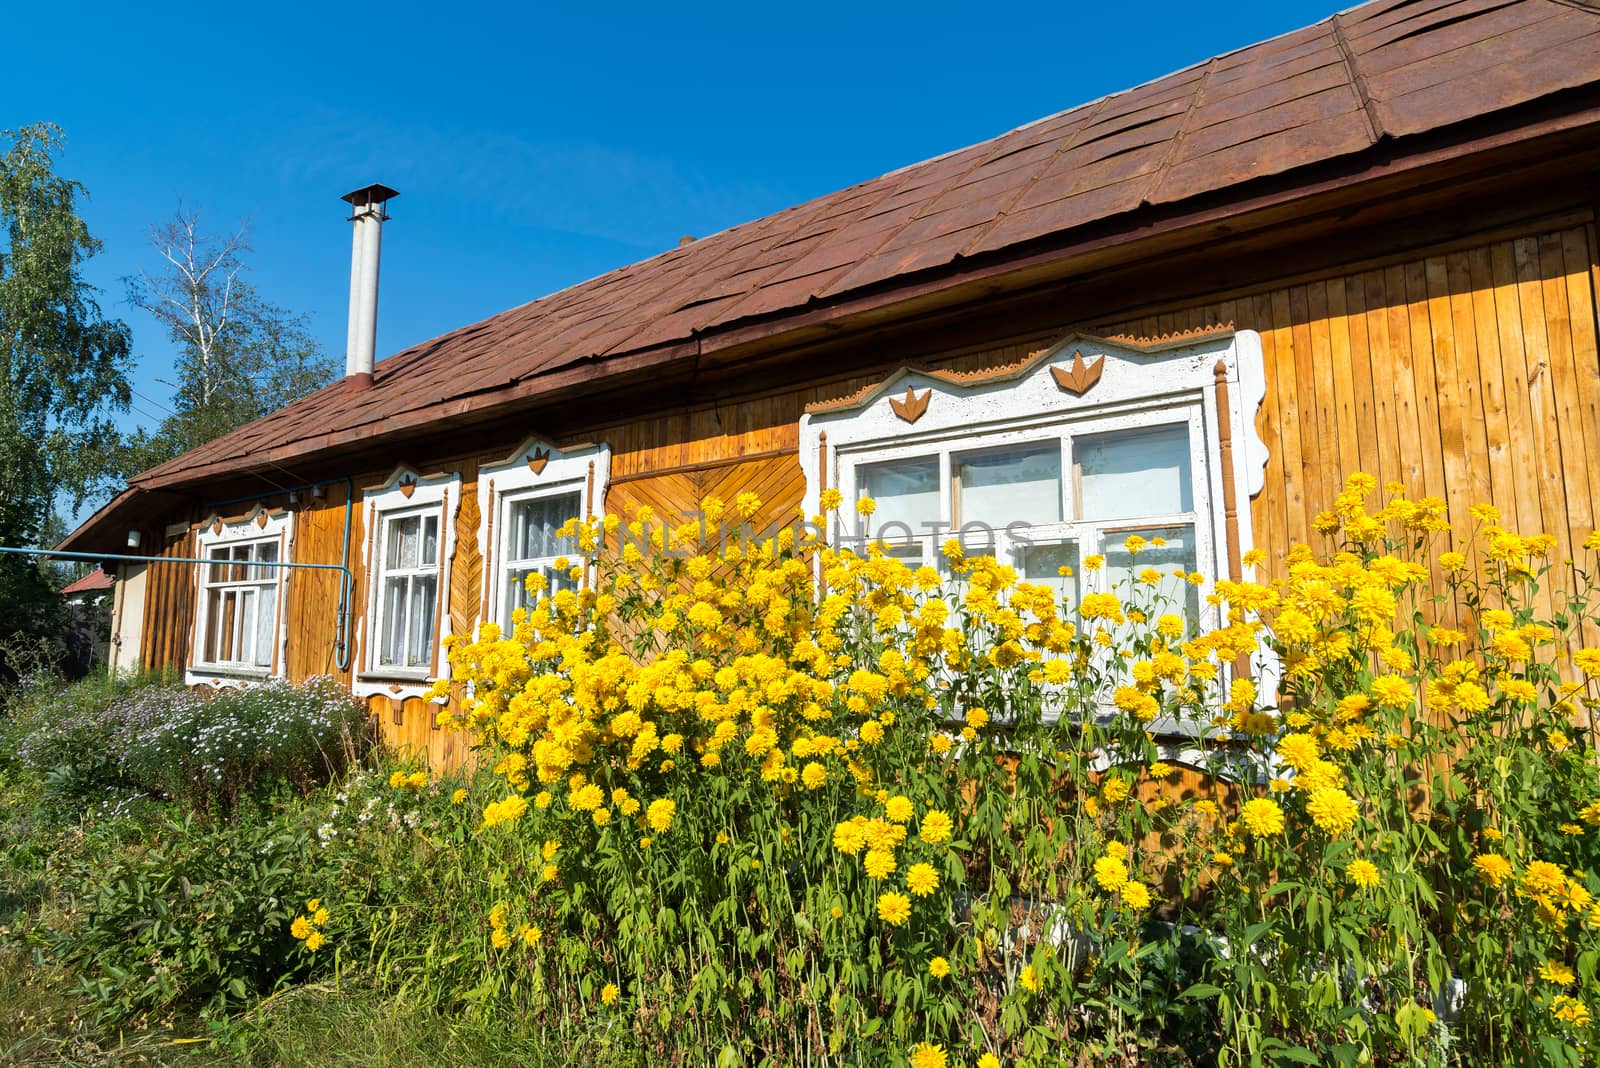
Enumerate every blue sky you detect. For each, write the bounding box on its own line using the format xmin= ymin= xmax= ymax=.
xmin=6 ymin=0 xmax=1340 ymax=451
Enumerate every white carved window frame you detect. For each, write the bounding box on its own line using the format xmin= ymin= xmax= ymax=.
xmin=355 ymin=466 xmax=461 ymax=700
xmin=798 ymin=328 xmax=1275 ymax=745
xmin=187 ymin=505 xmax=293 ymax=687
xmin=475 ymin=437 xmax=611 ymax=633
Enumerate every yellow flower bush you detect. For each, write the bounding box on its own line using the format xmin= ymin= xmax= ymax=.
xmin=423 ymin=473 xmax=1600 ymax=1065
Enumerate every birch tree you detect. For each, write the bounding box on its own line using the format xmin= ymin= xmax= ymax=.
xmin=119 ymin=209 xmax=337 ymax=472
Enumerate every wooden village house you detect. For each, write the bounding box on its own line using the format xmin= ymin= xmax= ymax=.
xmin=61 ymin=0 xmax=1600 ymax=765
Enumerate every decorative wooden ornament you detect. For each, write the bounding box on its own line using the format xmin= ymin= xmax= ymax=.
xmin=398 ymin=474 xmax=417 ymax=498
xmin=211 ymin=518 xmax=224 ymax=535
xmin=527 ymin=448 xmax=551 ymax=475
xmin=254 ymin=511 xmax=269 ymax=529
xmin=888 ymin=385 xmax=931 ymax=423
xmin=1050 ymin=351 xmax=1105 ymax=395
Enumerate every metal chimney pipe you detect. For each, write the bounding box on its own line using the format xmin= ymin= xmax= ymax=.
xmin=339 ymin=184 xmax=398 ymax=392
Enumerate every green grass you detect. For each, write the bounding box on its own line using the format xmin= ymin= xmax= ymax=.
xmin=0 ymin=953 xmax=640 ymax=1068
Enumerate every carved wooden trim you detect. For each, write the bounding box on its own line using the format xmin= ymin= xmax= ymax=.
xmin=804 ymin=325 xmax=1236 ymax=415
xmin=397 ymin=474 xmax=418 ymax=498
xmin=480 ymin=478 xmax=496 ymax=624
xmin=430 ymin=496 xmax=449 ymax=679
xmin=1212 ymin=360 xmax=1243 ymax=584
xmin=817 ymin=431 xmax=829 ymax=597
xmin=527 ymin=448 xmax=550 ymax=475
xmin=888 ymin=386 xmax=931 ymax=423
xmin=1049 ymin=351 xmax=1105 ymax=395
xmin=1214 ymin=359 xmax=1250 ymax=681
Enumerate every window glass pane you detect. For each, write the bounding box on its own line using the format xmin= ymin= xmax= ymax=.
xmin=251 ymin=540 xmax=279 ymax=580
xmin=503 ymin=566 xmax=535 ymax=627
xmin=958 ymin=442 xmax=1062 ymax=528
xmin=238 ymin=589 xmax=256 ymax=665
xmin=1018 ymin=540 xmax=1080 ymax=610
xmin=858 ymin=456 xmax=939 ymax=548
xmin=229 ymin=545 xmax=250 ymax=581
xmin=1103 ymin=524 xmax=1200 ymax=625
xmin=422 ymin=516 xmax=440 ymax=566
xmin=407 ymin=575 xmax=437 ymax=667
xmin=509 ymin=493 xmax=580 ymax=561
xmin=205 ymin=588 xmax=225 ymax=661
xmin=380 ymin=577 xmax=408 ymax=665
xmin=208 ymin=547 xmax=228 ymax=584
xmin=220 ymin=590 xmax=239 ymax=661
xmin=255 ymin=585 xmax=277 ymax=667
xmin=1077 ymin=425 xmax=1192 ymax=520
xmin=386 ymin=516 xmax=420 ymax=570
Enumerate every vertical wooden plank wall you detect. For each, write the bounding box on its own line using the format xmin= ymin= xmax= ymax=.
xmin=139 ymin=522 xmax=198 ymax=674
xmin=1100 ymin=223 xmax=1600 ymax=576
xmin=284 ymin=481 xmax=363 ymax=684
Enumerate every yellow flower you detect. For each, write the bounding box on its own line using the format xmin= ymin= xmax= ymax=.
xmin=1093 ymin=855 xmax=1129 ymax=891
xmin=928 ymin=956 xmax=950 ymax=978
xmin=520 ymin=923 xmax=543 ymax=947
xmin=1120 ymin=880 xmax=1151 ymax=909
xmin=1240 ymin=798 xmax=1285 ymax=836
xmin=452 ymin=788 xmax=468 ymax=805
xmin=304 ymin=930 xmax=326 ymax=952
xmin=877 ymin=891 xmax=912 ymax=926
xmin=646 ymin=798 xmax=676 ymax=833
xmin=1439 ymin=551 xmax=1467 ymax=572
xmin=1275 ymin=733 xmax=1321 ymax=771
xmin=856 ymin=496 xmax=877 ymax=517
xmin=290 ymin=916 xmax=312 ymax=940
xmin=906 ymin=862 xmax=940 ymax=897
xmin=884 ymin=795 xmax=914 ymax=824
xmin=1576 ymin=648 xmax=1600 ymax=678
xmin=600 ymin=982 xmax=620 ymax=1006
xmin=1347 ymin=859 xmax=1381 ymax=889
xmin=312 ymin=907 xmax=329 ymax=926
xmin=977 ymin=1055 xmax=1002 ymax=1068
xmin=1019 ymin=964 xmax=1040 ymax=992
xmin=1552 ymin=995 xmax=1592 ymax=1027
xmin=819 ymin=488 xmax=843 ymax=511
xmin=908 ymin=1042 xmax=948 ymax=1068
xmin=1540 ymin=960 xmax=1576 ymax=985
xmin=491 ymin=927 xmax=512 ymax=950
xmin=864 ymin=849 xmax=897 ymax=880
xmin=1474 ymin=853 xmax=1512 ymax=887
xmin=919 ymin=809 xmax=953 ymax=845
xmin=1306 ymin=787 xmax=1360 ymax=836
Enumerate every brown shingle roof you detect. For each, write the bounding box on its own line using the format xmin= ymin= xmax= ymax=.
xmin=108 ymin=0 xmax=1600 ymax=505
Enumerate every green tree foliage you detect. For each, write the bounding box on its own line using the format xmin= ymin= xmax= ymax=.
xmin=0 ymin=122 xmax=132 ymax=675
xmin=116 ymin=209 xmax=337 ymax=476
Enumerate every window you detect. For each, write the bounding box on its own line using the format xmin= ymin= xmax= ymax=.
xmin=496 ymin=490 xmax=581 ymax=628
xmin=190 ymin=508 xmax=291 ymax=681
xmin=374 ymin=509 xmax=441 ymax=672
xmin=803 ymin=329 xmax=1270 ymax=642
xmin=358 ymin=467 xmax=460 ymax=694
xmin=845 ymin=414 xmax=1208 ymax=625
xmin=475 ymin=437 xmax=611 ymax=635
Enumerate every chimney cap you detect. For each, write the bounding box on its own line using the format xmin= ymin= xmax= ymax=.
xmin=341 ymin=183 xmax=400 ymax=209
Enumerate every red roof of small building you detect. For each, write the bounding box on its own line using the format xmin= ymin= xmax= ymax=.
xmin=63 ymin=0 xmax=1600 ymax=552
xmin=60 ymin=568 xmax=114 ymax=595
